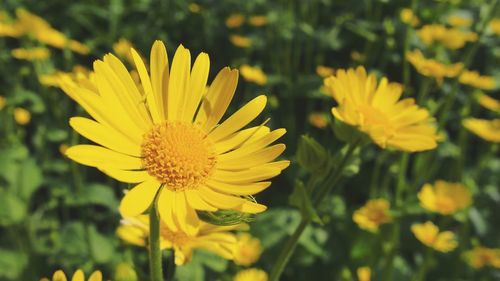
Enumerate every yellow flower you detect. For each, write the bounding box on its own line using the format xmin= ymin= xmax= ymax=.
xmin=233 ymin=233 xmax=262 ymax=266
xmin=14 ymin=107 xmax=31 ymax=125
xmin=350 ymin=51 xmax=364 ymax=62
xmin=316 ymin=65 xmax=335 ymax=78
xmin=39 ymin=66 xmax=90 ymax=88
xmin=59 ymin=41 xmax=288 ymax=233
xmin=353 ymin=199 xmax=392 ymax=232
xmin=188 ymin=3 xmax=201 ymax=13
xmin=226 ymin=14 xmax=245 ymax=28
xmin=117 ymin=215 xmax=246 ymax=265
xmin=240 ymin=65 xmax=267 ymax=85
xmin=417 ymin=24 xmax=477 ymax=49
xmin=230 ymin=35 xmax=252 ymax=48
xmin=406 ymin=50 xmax=463 ymax=84
xmin=411 ymin=221 xmax=457 ymax=252
xmin=0 ymin=96 xmax=6 ymax=110
xmin=40 ymin=269 xmax=102 ymax=281
xmin=400 ymin=8 xmax=419 ymax=27
xmin=418 ymin=180 xmax=471 ymax=215
xmin=490 ymin=18 xmax=500 ymax=36
xmin=11 ymin=47 xmax=50 ymax=61
xmin=249 ymin=15 xmax=268 ymax=27
xmin=459 ymin=70 xmax=495 ymax=90
xmin=463 ymin=118 xmax=500 ymax=143
xmin=447 ymin=15 xmax=472 ymax=28
xmin=308 ymin=112 xmax=329 ymax=129
xmin=463 ymin=246 xmax=500 ymax=269
xmin=324 ymin=66 xmax=439 ymax=152
xmin=234 ymin=268 xmax=268 ymax=281
xmin=113 ymin=38 xmax=135 ymax=64
xmin=357 ymin=267 xmax=371 ymax=281
xmin=477 ymin=94 xmax=500 ymax=112
xmin=0 ymin=22 xmax=24 ymax=37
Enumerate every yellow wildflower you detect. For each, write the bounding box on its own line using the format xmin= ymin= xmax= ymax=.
xmin=406 ymin=49 xmax=463 ymax=84
xmin=230 ymin=35 xmax=252 ymax=48
xmin=11 ymin=47 xmax=50 ymax=61
xmin=188 ymin=3 xmax=201 ymax=13
xmin=39 ymin=66 xmax=90 ymax=88
xmin=0 ymin=96 xmax=6 ymax=110
xmin=40 ymin=269 xmax=102 ymax=281
xmin=400 ymin=8 xmax=419 ymax=27
xmin=353 ymin=199 xmax=392 ymax=232
xmin=477 ymin=94 xmax=500 ymax=113
xmin=14 ymin=107 xmax=31 ymax=125
xmin=418 ymin=180 xmax=471 ymax=215
xmin=324 ymin=66 xmax=439 ymax=152
xmin=459 ymin=70 xmax=495 ymax=90
xmin=113 ymin=38 xmax=135 ymax=64
xmin=411 ymin=221 xmax=457 ymax=253
xmin=447 ymin=15 xmax=472 ymax=28
xmin=357 ymin=267 xmax=371 ymax=281
xmin=240 ymin=64 xmax=267 ymax=85
xmin=233 ymin=233 xmax=263 ymax=266
xmin=0 ymin=22 xmax=24 ymax=37
xmin=316 ymin=65 xmax=335 ymax=78
xmin=490 ymin=18 xmax=500 ymax=36
xmin=249 ymin=15 xmax=268 ymax=27
xmin=234 ymin=268 xmax=268 ymax=281
xmin=463 ymin=246 xmax=500 ymax=269
xmin=226 ymin=14 xmax=245 ymax=28
xmin=308 ymin=112 xmax=329 ymax=129
xmin=463 ymin=118 xmax=500 ymax=143
xmin=417 ymin=24 xmax=477 ymax=49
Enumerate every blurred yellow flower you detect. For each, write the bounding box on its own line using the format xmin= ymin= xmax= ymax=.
xmin=188 ymin=3 xmax=201 ymax=13
xmin=463 ymin=118 xmax=500 ymax=143
xmin=240 ymin=64 xmax=267 ymax=85
xmin=117 ymin=215 xmax=247 ymax=265
xmin=249 ymin=15 xmax=268 ymax=27
xmin=490 ymin=18 xmax=500 ymax=36
xmin=357 ymin=267 xmax=371 ymax=281
xmin=40 ymin=269 xmax=102 ymax=281
xmin=459 ymin=70 xmax=495 ymax=90
xmin=230 ymin=35 xmax=252 ymax=48
xmin=417 ymin=24 xmax=477 ymax=49
xmin=353 ymin=199 xmax=392 ymax=232
xmin=308 ymin=112 xmax=329 ymax=129
xmin=406 ymin=50 xmax=463 ymax=84
xmin=234 ymin=268 xmax=268 ymax=281
xmin=400 ymin=8 xmax=419 ymax=26
xmin=324 ymin=66 xmax=439 ymax=152
xmin=350 ymin=51 xmax=364 ymax=62
xmin=463 ymin=246 xmax=500 ymax=269
xmin=14 ymin=107 xmax=31 ymax=125
xmin=316 ymin=65 xmax=335 ymax=78
xmin=233 ymin=233 xmax=263 ymax=266
xmin=418 ymin=180 xmax=471 ymax=215
xmin=60 ymin=40 xmax=288 ymax=241
xmin=0 ymin=96 xmax=6 ymax=110
xmin=226 ymin=14 xmax=245 ymax=28
xmin=11 ymin=47 xmax=50 ymax=61
xmin=477 ymin=94 xmax=500 ymax=112
xmin=411 ymin=221 xmax=457 ymax=252
xmin=39 ymin=66 xmax=90 ymax=88
xmin=0 ymin=22 xmax=24 ymax=37
xmin=113 ymin=38 xmax=135 ymax=64
xmin=447 ymin=15 xmax=472 ymax=28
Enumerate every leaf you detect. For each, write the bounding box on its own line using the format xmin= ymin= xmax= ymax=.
xmin=289 ymin=180 xmax=322 ymax=224
xmin=17 ymin=158 xmax=43 ymax=201
xmin=0 ymin=190 xmax=27 ymax=226
xmin=88 ymin=225 xmax=114 ymax=263
xmin=252 ymin=208 xmax=301 ymax=249
xmin=196 ymin=250 xmax=228 ymax=272
xmin=72 ymin=183 xmax=119 ymax=210
xmin=174 ymin=258 xmax=204 ymax=281
xmin=0 ymin=249 xmax=28 ymax=280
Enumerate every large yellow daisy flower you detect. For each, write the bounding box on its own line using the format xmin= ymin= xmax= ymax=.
xmin=60 ymin=40 xmax=288 ymax=233
xmin=323 ymin=66 xmax=439 ymax=152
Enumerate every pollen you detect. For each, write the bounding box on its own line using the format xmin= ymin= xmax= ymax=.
xmin=141 ymin=121 xmax=217 ymax=191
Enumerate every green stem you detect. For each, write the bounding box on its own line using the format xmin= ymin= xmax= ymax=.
xmin=149 ymin=202 xmax=163 ymax=281
xmin=413 ymin=246 xmax=434 ymax=281
xmin=395 ymin=153 xmax=409 ymax=207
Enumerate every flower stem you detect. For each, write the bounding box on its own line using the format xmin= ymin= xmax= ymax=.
xmin=149 ymin=203 xmax=164 ymax=281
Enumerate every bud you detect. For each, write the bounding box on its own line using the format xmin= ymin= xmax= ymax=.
xmin=296 ymin=135 xmax=328 ymax=174
xmin=114 ymin=263 xmax=138 ymax=281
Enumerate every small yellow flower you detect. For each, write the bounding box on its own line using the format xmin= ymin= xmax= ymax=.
xmin=477 ymin=94 xmax=500 ymax=113
xmin=417 ymin=24 xmax=477 ymax=49
xmin=240 ymin=64 xmax=267 ymax=85
xmin=324 ymin=66 xmax=439 ymax=152
xmin=400 ymin=8 xmax=419 ymax=27
xmin=233 ymin=233 xmax=263 ymax=266
xmin=0 ymin=22 xmax=24 ymax=37
xmin=188 ymin=3 xmax=201 ymax=13
xmin=459 ymin=70 xmax=495 ymax=90
xmin=489 ymin=18 xmax=500 ymax=36
xmin=226 ymin=14 xmax=245 ymax=28
xmin=350 ymin=51 xmax=364 ymax=62
xmin=447 ymin=15 xmax=472 ymax=28
xmin=39 ymin=66 xmax=90 ymax=88
xmin=411 ymin=221 xmax=457 ymax=253
xmin=11 ymin=47 xmax=50 ymax=61
xmin=14 ymin=107 xmax=31 ymax=125
xmin=316 ymin=65 xmax=335 ymax=78
xmin=463 ymin=118 xmax=500 ymax=143
xmin=353 ymin=199 xmax=392 ymax=232
xmin=40 ymin=269 xmax=102 ymax=281
xmin=113 ymin=38 xmax=135 ymax=64
xmin=406 ymin=49 xmax=463 ymax=84
xmin=249 ymin=15 xmax=268 ymax=27
xmin=357 ymin=267 xmax=371 ymax=281
xmin=308 ymin=112 xmax=329 ymax=129
xmin=463 ymin=246 xmax=500 ymax=269
xmin=418 ymin=180 xmax=472 ymax=215
xmin=234 ymin=268 xmax=268 ymax=281
xmin=0 ymin=96 xmax=6 ymax=110
xmin=230 ymin=35 xmax=252 ymax=48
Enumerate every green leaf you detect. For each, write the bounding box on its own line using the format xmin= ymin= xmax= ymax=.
xmin=289 ymin=180 xmax=322 ymax=224
xmin=17 ymin=158 xmax=43 ymax=201
xmin=0 ymin=190 xmax=27 ymax=226
xmin=196 ymin=250 xmax=228 ymax=272
xmin=88 ymin=225 xmax=114 ymax=263
xmin=174 ymin=258 xmax=204 ymax=281
xmin=0 ymin=249 xmax=28 ymax=280
xmin=72 ymin=183 xmax=119 ymax=210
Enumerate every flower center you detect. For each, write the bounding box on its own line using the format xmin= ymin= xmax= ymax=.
xmin=141 ymin=121 xmax=216 ymax=191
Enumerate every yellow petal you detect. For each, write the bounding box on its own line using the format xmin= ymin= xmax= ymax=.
xmin=157 ymin=189 xmax=178 ymax=231
xmin=236 ymin=200 xmax=267 ymax=213
xmin=167 ymin=45 xmax=191 ymax=121
xmin=185 ymin=189 xmax=217 ymax=211
xmin=198 ymin=186 xmax=245 ymax=209
xmin=212 ymin=167 xmax=282 ymax=184
xmin=53 ymin=270 xmax=67 ymax=281
xmin=99 ymin=167 xmax=150 ymax=183
xmin=71 ymin=270 xmax=84 ymax=281
xmin=181 ymin=52 xmax=210 ymax=122
xmin=150 ymin=40 xmax=169 ymax=119
xmin=65 ymin=145 xmax=142 ymax=170
xmin=119 ymin=179 xmax=161 ymax=217
xmin=214 ymin=126 xmax=270 ymax=154
xmin=220 ymin=128 xmax=286 ymax=158
xmin=217 ymin=144 xmax=286 ymax=170
xmin=206 ymin=180 xmax=271 ymax=195
xmin=88 ymin=271 xmax=102 ymax=281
